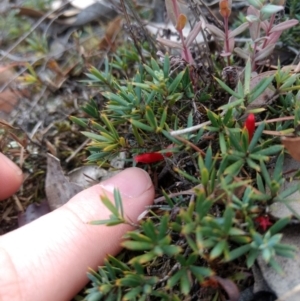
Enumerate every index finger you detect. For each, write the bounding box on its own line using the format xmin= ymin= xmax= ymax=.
xmin=0 ymin=153 xmax=23 ymax=200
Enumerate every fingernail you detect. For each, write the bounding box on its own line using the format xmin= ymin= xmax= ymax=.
xmin=0 ymin=153 xmax=22 ymax=175
xmin=99 ymin=168 xmax=152 ymax=198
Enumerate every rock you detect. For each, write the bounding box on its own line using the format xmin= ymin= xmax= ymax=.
xmin=257 ymin=226 xmax=300 ymax=301
xmin=269 ymin=156 xmax=300 ymax=219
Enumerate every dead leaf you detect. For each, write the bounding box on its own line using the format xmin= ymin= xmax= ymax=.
xmin=45 ymin=153 xmax=83 ymax=211
xmin=0 ymin=119 xmax=17 ymax=130
xmin=62 ymin=2 xmax=117 ymax=28
xmin=99 ymin=16 xmax=123 ymax=51
xmin=68 ymin=165 xmax=116 ymax=186
xmin=230 ymin=71 xmax=276 ymax=118
xmin=269 ymin=156 xmax=300 ymax=219
xmin=257 ymin=226 xmax=300 ymax=301
xmin=45 ymin=152 xmax=125 ymax=211
xmin=211 ymin=276 xmax=240 ymax=301
xmin=281 ymin=136 xmax=300 ymax=162
xmin=0 ymin=90 xmax=19 ymax=113
xmin=0 ymin=63 xmax=29 ymax=120
xmin=246 ymin=71 xmax=276 ymax=111
xmin=12 ymin=5 xmax=79 ymax=24
xmin=18 ymin=200 xmax=50 ymax=227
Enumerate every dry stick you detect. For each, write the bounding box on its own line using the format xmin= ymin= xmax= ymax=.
xmin=276 ymin=284 xmax=300 ymax=301
xmin=174 ymin=135 xmax=206 ymax=155
xmin=120 ymin=0 xmax=145 ymax=64
xmin=171 ymin=115 xmax=295 ymax=136
xmin=171 ymin=120 xmax=211 ymax=136
xmin=198 ymin=0 xmax=224 ymax=29
xmin=124 ymin=0 xmax=157 ymax=52
xmin=187 ymin=0 xmax=214 ymax=71
xmin=255 ymin=116 xmax=294 ymax=125
xmin=154 ymin=189 xmax=197 ymax=203
xmin=66 ymin=139 xmax=90 ymax=163
xmin=263 ymin=130 xmax=294 ymax=137
xmin=0 ymin=0 xmax=73 ymax=62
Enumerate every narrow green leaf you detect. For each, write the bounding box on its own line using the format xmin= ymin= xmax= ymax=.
xmin=100 ymin=194 xmax=119 ymax=216
xmin=132 ymin=125 xmax=144 ymax=146
xmin=130 ymin=119 xmax=154 ymax=132
xmin=229 ymin=132 xmax=243 ymax=152
xmin=201 ymin=167 xmax=209 ymax=186
xmin=219 ymin=132 xmax=227 ymax=154
xmin=256 ymin=173 xmax=265 ymax=193
xmin=268 ymin=258 xmax=283 ymax=274
xmin=162 ymin=245 xmax=182 ymax=256
xmin=277 ymin=183 xmax=300 ymax=199
xmin=144 ymin=64 xmax=159 ymax=80
xmin=280 ymin=74 xmax=298 ymax=90
xmin=260 ymin=160 xmax=271 ymax=187
xmin=273 ymin=151 xmax=284 ymax=178
xmin=89 ymin=218 xmax=121 ymax=225
xmin=122 ymin=241 xmax=153 ymax=250
xmin=101 ymin=114 xmax=119 ymax=139
xmin=82 ymin=132 xmax=109 ymax=142
xmin=249 ymin=75 xmax=275 ymax=103
xmin=219 ymin=98 xmax=244 ymax=112
xmin=248 ymin=122 xmax=265 ymax=152
xmin=269 ymin=217 xmax=290 ymax=235
xmin=246 ymin=158 xmax=261 ymax=171
xmin=210 ymin=240 xmax=226 ymax=259
xmin=246 ymin=249 xmax=259 ymax=267
xmin=103 ymin=92 xmax=129 ymax=106
xmin=215 ymin=77 xmax=242 ymax=99
xmin=151 ymin=57 xmax=160 ymax=71
xmin=207 ymin=110 xmax=220 ymax=128
xmin=145 ymin=106 xmax=158 ymax=129
xmin=226 ymin=244 xmax=251 ymax=261
xmin=257 ymin=144 xmax=283 ymax=156
xmin=113 ymin=189 xmax=124 ymax=218
xmin=224 ymin=207 xmax=234 ymax=233
xmin=189 ymin=266 xmax=213 ymax=281
xmin=168 ymin=70 xmax=185 ymax=94
xmin=162 ymin=130 xmax=181 ymax=144
xmin=167 ymin=270 xmax=184 ymax=289
xmin=69 ymin=116 xmax=87 ymax=128
xmin=163 ymin=54 xmax=170 ymax=78
xmin=125 ymin=232 xmax=153 ymax=243
xmin=180 ymin=270 xmax=191 ymax=295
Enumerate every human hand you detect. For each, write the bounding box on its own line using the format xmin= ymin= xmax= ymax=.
xmin=0 ymin=153 xmax=154 ymax=301
xmin=0 ymin=152 xmax=23 ymax=201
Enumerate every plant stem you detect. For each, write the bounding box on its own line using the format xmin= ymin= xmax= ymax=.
xmin=224 ymin=15 xmax=231 ymax=66
xmin=261 ymin=13 xmax=276 ymax=50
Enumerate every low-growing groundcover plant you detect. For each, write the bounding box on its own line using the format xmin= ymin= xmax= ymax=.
xmin=70 ymin=0 xmax=300 ymax=300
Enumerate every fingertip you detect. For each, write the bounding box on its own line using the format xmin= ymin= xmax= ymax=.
xmin=99 ymin=167 xmax=155 ymax=221
xmin=99 ymin=167 xmax=154 ymax=200
xmin=0 ymin=153 xmax=23 ymax=200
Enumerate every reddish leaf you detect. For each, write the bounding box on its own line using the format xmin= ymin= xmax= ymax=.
xmin=211 ymin=276 xmax=240 ymax=301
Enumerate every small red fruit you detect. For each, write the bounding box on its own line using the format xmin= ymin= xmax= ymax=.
xmin=255 ymin=216 xmax=272 ymax=231
xmin=134 ymin=151 xmax=172 ymax=164
xmin=244 ymin=113 xmax=255 ymax=142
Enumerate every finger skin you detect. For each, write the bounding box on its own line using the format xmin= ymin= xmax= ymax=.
xmin=0 ymin=168 xmax=154 ymax=301
xmin=0 ymin=153 xmax=23 ymax=200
